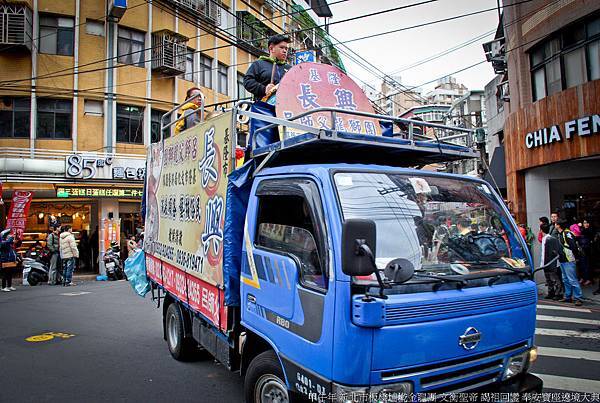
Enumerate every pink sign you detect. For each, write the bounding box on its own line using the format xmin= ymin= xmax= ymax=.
xmin=6 ymin=190 xmax=33 ymax=239
xmin=276 ymin=62 xmax=381 ymax=136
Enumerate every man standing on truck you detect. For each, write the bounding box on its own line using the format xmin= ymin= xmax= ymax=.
xmin=243 ymin=34 xmax=292 ymax=101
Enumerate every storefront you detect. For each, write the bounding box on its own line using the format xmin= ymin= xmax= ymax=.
xmin=504 ymin=80 xmax=600 ymax=269
xmin=0 ymin=151 xmax=145 ymax=274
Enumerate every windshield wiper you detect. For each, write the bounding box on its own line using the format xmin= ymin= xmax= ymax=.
xmin=457 ymin=261 xmax=530 ymax=285
xmin=411 ymin=272 xmax=468 ymax=291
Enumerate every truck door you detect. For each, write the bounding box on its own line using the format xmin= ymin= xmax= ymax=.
xmin=241 ymin=177 xmax=334 ymax=392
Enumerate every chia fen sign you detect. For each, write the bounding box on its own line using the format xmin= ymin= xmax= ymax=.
xmin=525 ymin=114 xmax=600 ymax=149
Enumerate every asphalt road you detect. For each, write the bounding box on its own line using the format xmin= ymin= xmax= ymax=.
xmin=0 ymin=281 xmax=243 ymax=403
xmin=2 ymin=281 xmax=599 ymax=403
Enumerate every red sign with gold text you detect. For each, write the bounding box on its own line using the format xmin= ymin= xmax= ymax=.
xmin=6 ymin=191 xmax=33 ymax=239
xmin=276 ymin=62 xmax=381 ymax=137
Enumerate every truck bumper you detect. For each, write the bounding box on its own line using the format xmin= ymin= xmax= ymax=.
xmin=479 ymin=373 xmax=543 ymax=393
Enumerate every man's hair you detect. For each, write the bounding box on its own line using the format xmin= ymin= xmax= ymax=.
xmin=539 ymin=216 xmax=549 ymax=225
xmin=458 ymin=218 xmax=471 ymax=229
xmin=540 ymin=223 xmax=550 ymax=234
xmin=268 ymin=34 xmax=291 ymax=47
xmin=556 ymin=218 xmax=568 ymax=229
xmin=551 ymin=210 xmax=560 ymax=216
xmin=186 ymin=87 xmax=203 ymax=100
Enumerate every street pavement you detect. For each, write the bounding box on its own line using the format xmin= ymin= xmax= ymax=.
xmin=0 ymin=281 xmax=243 ymax=403
xmin=1 ymin=281 xmax=599 ymax=402
xmin=532 ymin=300 xmax=600 ymax=393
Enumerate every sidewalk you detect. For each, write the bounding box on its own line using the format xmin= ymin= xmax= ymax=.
xmin=537 ymin=281 xmax=600 ymax=305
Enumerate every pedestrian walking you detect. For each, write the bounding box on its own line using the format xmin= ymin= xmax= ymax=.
xmin=0 ymin=228 xmax=17 ymax=292
xmin=538 ymin=216 xmax=549 ymax=244
xmin=540 ymin=223 xmax=565 ymax=300
xmin=59 ymin=225 xmax=79 ymax=286
xmin=549 ymin=211 xmax=560 ymax=238
xmin=556 ymin=219 xmax=583 ymax=306
xmin=46 ymin=226 xmax=61 ymax=285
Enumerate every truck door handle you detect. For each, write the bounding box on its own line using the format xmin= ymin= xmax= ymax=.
xmin=247 ymin=294 xmax=256 ymax=303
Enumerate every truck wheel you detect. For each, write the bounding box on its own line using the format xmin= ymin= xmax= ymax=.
xmin=165 ymin=303 xmax=197 ymax=361
xmin=244 ymin=351 xmax=289 ymax=403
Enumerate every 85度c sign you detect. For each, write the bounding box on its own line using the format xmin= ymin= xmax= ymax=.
xmin=65 ymin=154 xmax=145 ymax=181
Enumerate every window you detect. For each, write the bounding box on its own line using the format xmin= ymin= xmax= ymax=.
xmin=237 ymin=73 xmax=250 ymax=99
xmin=217 ymin=62 xmax=228 ymax=94
xmin=39 ymin=15 xmax=74 ymax=56
xmin=184 ymin=48 xmax=195 ymax=81
xmin=85 ymin=19 xmax=104 ymax=36
xmin=199 ymin=54 xmax=213 ymax=89
xmin=118 ymin=27 xmax=145 ymax=67
xmin=0 ymin=98 xmax=30 ymax=138
xmin=37 ymin=99 xmax=72 ymax=139
xmin=255 ymin=179 xmax=328 ymax=290
xmin=530 ymin=14 xmax=600 ymax=101
xmin=151 ymin=109 xmax=170 ymax=143
xmin=116 ymin=104 xmax=144 ymax=144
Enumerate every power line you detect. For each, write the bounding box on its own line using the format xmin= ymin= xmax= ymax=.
xmin=0 ymin=0 xmax=442 ymax=86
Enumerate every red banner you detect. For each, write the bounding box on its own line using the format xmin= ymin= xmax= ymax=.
xmin=6 ymin=191 xmax=33 ymax=239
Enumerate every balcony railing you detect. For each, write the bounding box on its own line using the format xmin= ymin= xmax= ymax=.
xmin=152 ymin=30 xmax=188 ymax=75
xmin=0 ymin=4 xmax=33 ymax=51
xmin=170 ymin=0 xmax=221 ymax=25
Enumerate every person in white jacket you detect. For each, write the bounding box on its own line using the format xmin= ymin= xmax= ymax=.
xmin=59 ymin=226 xmax=79 ymax=286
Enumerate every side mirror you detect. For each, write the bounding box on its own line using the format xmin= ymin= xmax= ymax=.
xmin=383 ymin=258 xmax=415 ymax=284
xmin=341 ymin=219 xmax=377 ymax=277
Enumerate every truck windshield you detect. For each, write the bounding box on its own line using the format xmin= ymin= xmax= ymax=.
xmin=334 ymin=172 xmax=528 ymax=280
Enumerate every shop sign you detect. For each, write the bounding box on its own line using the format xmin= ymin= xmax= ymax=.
xmin=102 ymin=218 xmax=120 ymax=253
xmin=294 ymin=50 xmax=316 ymax=65
xmin=65 ymin=154 xmax=146 ymax=181
xmin=525 ymin=114 xmax=600 ymax=149
xmin=6 ymin=190 xmax=34 ymax=239
xmin=56 ymin=186 xmax=143 ymax=198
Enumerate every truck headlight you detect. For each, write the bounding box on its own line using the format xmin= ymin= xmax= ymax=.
xmin=331 ymin=384 xmax=369 ymax=403
xmin=503 ymin=350 xmax=530 ymax=380
xmin=370 ymin=382 xmax=413 ymax=402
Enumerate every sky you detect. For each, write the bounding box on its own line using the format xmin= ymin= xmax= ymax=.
xmin=326 ymin=0 xmax=501 ymax=94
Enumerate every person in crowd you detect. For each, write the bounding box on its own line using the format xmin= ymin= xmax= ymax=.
xmin=79 ymin=230 xmax=90 ymax=272
xmin=579 ymin=219 xmax=594 ymax=287
xmin=46 ymin=225 xmax=61 ymax=285
xmin=456 ymin=217 xmax=474 ymax=237
xmin=174 ymin=87 xmax=210 ymax=135
xmin=59 ymin=225 xmax=79 ymax=286
xmin=538 ymin=216 xmax=549 ymax=244
xmin=540 ymin=223 xmax=565 ymax=300
xmin=90 ymin=226 xmax=99 ymax=272
xmin=0 ymin=229 xmax=17 ymax=292
xmin=243 ymin=34 xmax=292 ymax=101
xmin=136 ymin=232 xmax=144 ymax=249
xmin=555 ymin=219 xmax=583 ymax=306
xmin=127 ymin=235 xmax=138 ymax=257
xmin=549 ymin=211 xmax=560 ymax=238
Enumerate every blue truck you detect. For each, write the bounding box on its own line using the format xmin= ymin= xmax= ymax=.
xmin=143 ymin=94 xmax=543 ymax=402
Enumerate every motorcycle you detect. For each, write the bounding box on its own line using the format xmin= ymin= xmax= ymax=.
xmin=23 ymin=246 xmax=51 ymax=286
xmin=103 ymin=242 xmax=125 ymax=281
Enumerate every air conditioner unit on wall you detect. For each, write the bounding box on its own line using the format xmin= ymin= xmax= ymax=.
xmin=0 ymin=4 xmax=33 ymax=51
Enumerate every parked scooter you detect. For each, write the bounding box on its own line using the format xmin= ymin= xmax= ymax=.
xmin=103 ymin=241 xmax=125 ymax=281
xmin=23 ymin=246 xmax=51 ymax=286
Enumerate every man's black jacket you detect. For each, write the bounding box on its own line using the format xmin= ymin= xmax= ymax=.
xmin=542 ymin=235 xmax=565 ymax=267
xmin=243 ymin=59 xmax=291 ymax=100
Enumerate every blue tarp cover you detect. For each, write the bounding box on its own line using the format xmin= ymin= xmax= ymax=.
xmin=223 ymin=161 xmax=255 ymax=306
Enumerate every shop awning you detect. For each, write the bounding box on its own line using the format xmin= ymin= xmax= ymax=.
xmin=484 ymin=145 xmax=507 ymax=190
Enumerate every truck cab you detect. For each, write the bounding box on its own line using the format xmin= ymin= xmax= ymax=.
xmin=240 ymin=163 xmax=541 ymax=401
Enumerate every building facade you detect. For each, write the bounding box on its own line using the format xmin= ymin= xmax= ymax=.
xmin=424 ymin=76 xmax=468 ymax=106
xmin=0 ymin=0 xmax=334 ymax=273
xmin=498 ymin=0 xmax=600 ymax=231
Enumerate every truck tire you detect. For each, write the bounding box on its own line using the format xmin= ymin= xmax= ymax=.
xmin=165 ymin=303 xmax=198 ymax=361
xmin=244 ymin=351 xmax=289 ymax=403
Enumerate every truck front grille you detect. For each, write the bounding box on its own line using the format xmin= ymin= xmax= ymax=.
xmin=380 ymin=342 xmax=527 ymax=393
